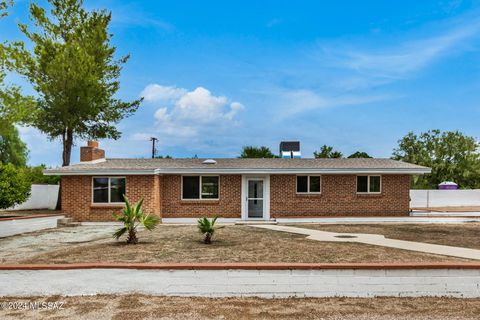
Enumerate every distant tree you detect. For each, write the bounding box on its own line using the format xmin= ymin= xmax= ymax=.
xmin=347 ymin=151 xmax=372 ymax=158
xmin=0 ymin=1 xmax=12 ymax=17
xmin=240 ymin=146 xmax=276 ymax=158
xmin=313 ymin=145 xmax=343 ymax=158
xmin=22 ymin=165 xmax=60 ymax=185
xmin=0 ymin=120 xmax=28 ymax=167
xmin=392 ymin=130 xmax=480 ymax=189
xmin=0 ymin=163 xmax=31 ymax=209
xmin=7 ymin=0 xmax=141 ymax=166
xmin=154 ymin=155 xmax=173 ymax=159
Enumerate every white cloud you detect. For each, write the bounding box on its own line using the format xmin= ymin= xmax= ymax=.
xmin=322 ymin=16 xmax=480 ymax=81
xmin=141 ymin=84 xmax=187 ymax=102
xmin=141 ymin=84 xmax=244 ymax=142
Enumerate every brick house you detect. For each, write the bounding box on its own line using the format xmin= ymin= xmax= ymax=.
xmin=45 ymin=141 xmax=431 ymax=222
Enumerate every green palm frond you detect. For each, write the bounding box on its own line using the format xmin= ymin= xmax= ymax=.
xmin=141 ymin=214 xmax=160 ymax=231
xmin=113 ymin=227 xmax=127 ymax=240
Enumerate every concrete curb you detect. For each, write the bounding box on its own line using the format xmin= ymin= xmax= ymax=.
xmin=2 ymin=262 xmax=480 ymax=270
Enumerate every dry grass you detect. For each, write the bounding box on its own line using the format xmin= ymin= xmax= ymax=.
xmin=1 ymin=294 xmax=480 ymax=320
xmin=299 ymin=223 xmax=480 ymax=249
xmin=16 ymin=225 xmax=469 ymax=264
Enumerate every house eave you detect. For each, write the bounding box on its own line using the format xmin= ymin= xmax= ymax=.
xmin=44 ymin=167 xmax=431 ymax=176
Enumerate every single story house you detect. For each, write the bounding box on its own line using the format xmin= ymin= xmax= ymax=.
xmin=44 ymin=141 xmax=431 ymax=222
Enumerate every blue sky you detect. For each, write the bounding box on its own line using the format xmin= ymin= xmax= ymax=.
xmin=2 ymin=0 xmax=480 ymax=166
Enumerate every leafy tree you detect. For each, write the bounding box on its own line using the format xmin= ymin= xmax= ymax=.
xmin=197 ymin=217 xmax=224 ymax=244
xmin=348 ymin=151 xmax=372 ymax=158
xmin=392 ymin=130 xmax=480 ymax=189
xmin=313 ymin=145 xmax=343 ymax=158
xmin=0 ymin=120 xmax=28 ymax=167
xmin=240 ymin=146 xmax=276 ymax=158
xmin=113 ymin=197 xmax=159 ymax=244
xmin=8 ymin=0 xmax=141 ymax=166
xmin=0 ymin=1 xmax=12 ymax=18
xmin=0 ymin=163 xmax=31 ymax=209
xmin=22 ymin=165 xmax=60 ymax=184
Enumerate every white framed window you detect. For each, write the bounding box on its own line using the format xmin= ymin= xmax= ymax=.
xmin=92 ymin=177 xmax=126 ymax=203
xmin=356 ymin=175 xmax=381 ymax=194
xmin=182 ymin=176 xmax=219 ymax=200
xmin=296 ymin=175 xmax=321 ymax=194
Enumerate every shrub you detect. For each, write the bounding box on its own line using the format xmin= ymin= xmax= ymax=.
xmin=112 ymin=197 xmax=160 ymax=244
xmin=0 ymin=163 xmax=31 ymax=209
xmin=197 ymin=217 xmax=224 ymax=244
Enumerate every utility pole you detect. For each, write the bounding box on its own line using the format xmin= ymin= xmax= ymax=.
xmin=150 ymin=137 xmax=158 ymax=159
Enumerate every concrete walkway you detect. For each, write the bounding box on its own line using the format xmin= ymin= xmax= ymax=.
xmin=251 ymin=225 xmax=480 ymax=260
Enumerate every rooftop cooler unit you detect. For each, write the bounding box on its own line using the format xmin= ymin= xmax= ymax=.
xmin=279 ymin=141 xmax=301 ymax=158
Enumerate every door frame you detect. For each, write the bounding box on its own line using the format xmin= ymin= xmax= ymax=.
xmin=241 ymin=175 xmax=270 ymax=220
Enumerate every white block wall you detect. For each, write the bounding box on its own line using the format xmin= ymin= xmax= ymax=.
xmin=4 ymin=184 xmax=59 ymax=211
xmin=410 ymin=189 xmax=480 ymax=208
xmin=1 ymin=268 xmax=479 ymax=298
xmin=0 ymin=215 xmax=64 ymax=238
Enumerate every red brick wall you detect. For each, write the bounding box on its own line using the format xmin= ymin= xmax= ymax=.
xmin=61 ymin=175 xmax=161 ymax=221
xmin=61 ymin=173 xmax=410 ymax=221
xmin=161 ymin=175 xmax=242 ymax=218
xmin=270 ymin=174 xmax=411 ymax=217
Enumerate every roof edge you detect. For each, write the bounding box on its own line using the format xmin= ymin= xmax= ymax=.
xmin=44 ymin=167 xmax=431 ymax=176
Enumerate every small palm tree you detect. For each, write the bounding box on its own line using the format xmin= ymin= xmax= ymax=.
xmin=113 ymin=197 xmax=159 ymax=244
xmin=197 ymin=216 xmax=224 ymax=244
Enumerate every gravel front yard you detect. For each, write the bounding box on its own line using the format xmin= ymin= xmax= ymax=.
xmin=0 ymin=224 xmax=471 ymax=264
xmin=1 ymin=295 xmax=479 ymax=320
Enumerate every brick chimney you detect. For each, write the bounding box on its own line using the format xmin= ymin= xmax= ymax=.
xmin=80 ymin=140 xmax=105 ymax=162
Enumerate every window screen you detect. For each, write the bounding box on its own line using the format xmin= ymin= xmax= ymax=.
xmin=309 ymin=176 xmax=321 ymax=193
xmin=357 ymin=176 xmax=368 ymax=193
xmin=369 ymin=176 xmax=381 ymax=193
xmin=296 ymin=176 xmax=308 ymax=193
xmin=182 ymin=176 xmax=200 ymax=199
xmin=110 ymin=178 xmax=126 ymax=203
xmin=93 ymin=178 xmax=109 ymax=203
xmin=201 ymin=176 xmax=219 ymax=199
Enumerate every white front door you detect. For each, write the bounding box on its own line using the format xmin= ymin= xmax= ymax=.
xmin=242 ymin=175 xmax=270 ymax=220
xmin=247 ymin=179 xmax=264 ymax=218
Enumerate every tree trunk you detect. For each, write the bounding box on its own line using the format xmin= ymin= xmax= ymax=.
xmin=204 ymin=233 xmax=212 ymax=244
xmin=62 ymin=128 xmax=73 ymax=167
xmin=127 ymin=228 xmax=138 ymax=244
xmin=56 ymin=129 xmax=73 ymax=211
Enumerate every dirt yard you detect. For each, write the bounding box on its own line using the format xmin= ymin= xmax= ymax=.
xmin=0 ymin=295 xmax=479 ymax=320
xmin=299 ymin=223 xmax=480 ymax=250
xmin=0 ymin=224 xmax=472 ymax=264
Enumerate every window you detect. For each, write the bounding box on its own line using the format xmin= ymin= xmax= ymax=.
xmin=296 ymin=176 xmax=321 ymax=193
xmin=357 ymin=175 xmax=381 ymax=193
xmin=182 ymin=176 xmax=219 ymax=200
xmin=93 ymin=177 xmax=126 ymax=203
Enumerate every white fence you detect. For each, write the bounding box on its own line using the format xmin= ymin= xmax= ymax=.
xmin=7 ymin=184 xmax=59 ymax=211
xmin=1 ymin=268 xmax=480 ymax=298
xmin=410 ymin=189 xmax=480 ymax=208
